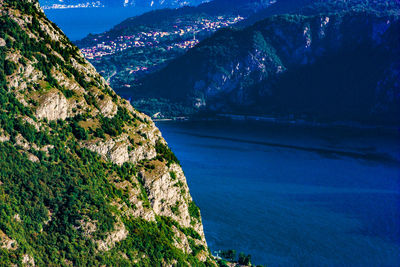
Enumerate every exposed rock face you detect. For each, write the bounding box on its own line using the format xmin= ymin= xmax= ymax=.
xmin=27 ymin=153 xmax=40 ymax=162
xmin=22 ymin=254 xmax=35 ymax=266
xmin=0 ymin=132 xmax=9 ymax=142
xmin=82 ymin=135 xmax=130 ymax=165
xmin=35 ymin=90 xmax=69 ymax=121
xmin=98 ymin=95 xmax=118 ymax=117
xmin=141 ymin=163 xmax=205 ymax=238
xmin=96 ymin=219 xmax=129 ymax=252
xmin=111 ymin=180 xmax=156 ymax=221
xmin=0 ymin=230 xmax=18 ymax=250
xmin=81 ymin=133 xmax=158 ymax=165
xmin=172 ymin=226 xmax=192 ymax=254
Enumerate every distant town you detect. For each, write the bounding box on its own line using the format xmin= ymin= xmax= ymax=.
xmin=41 ymin=1 xmax=103 ymax=9
xmin=80 ymin=15 xmax=244 ymax=60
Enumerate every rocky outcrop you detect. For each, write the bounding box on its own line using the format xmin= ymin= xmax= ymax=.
xmin=35 ymin=90 xmax=69 ymax=121
xmin=0 ymin=132 xmax=9 ymax=142
xmin=172 ymin=225 xmax=192 ymax=254
xmin=81 ymin=133 xmax=157 ymax=166
xmin=111 ymin=179 xmax=156 ymax=222
xmin=0 ymin=230 xmax=18 ymax=250
xmin=140 ymin=163 xmax=206 ymax=243
xmin=27 ymin=153 xmax=40 ymax=162
xmin=98 ymin=95 xmax=118 ymax=118
xmin=96 ymin=219 xmax=129 ymax=252
xmin=22 ymin=254 xmax=35 ymax=267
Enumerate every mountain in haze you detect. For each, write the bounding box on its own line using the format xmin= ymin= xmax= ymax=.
xmin=0 ymin=0 xmax=215 ymax=265
xmin=39 ymin=0 xmax=208 ymax=9
xmin=131 ymin=0 xmax=400 ymax=124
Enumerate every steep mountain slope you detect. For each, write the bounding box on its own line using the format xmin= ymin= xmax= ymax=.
xmin=0 ymin=0 xmax=214 ymax=265
xmin=133 ymin=3 xmax=400 ymax=124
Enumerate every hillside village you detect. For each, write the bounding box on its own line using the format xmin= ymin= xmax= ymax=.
xmin=81 ymin=15 xmax=244 ymax=60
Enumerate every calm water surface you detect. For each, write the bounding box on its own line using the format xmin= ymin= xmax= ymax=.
xmin=44 ymin=7 xmax=150 ymax=41
xmin=156 ymin=120 xmax=400 ymax=266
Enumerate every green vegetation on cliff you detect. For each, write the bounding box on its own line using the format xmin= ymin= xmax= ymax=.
xmin=0 ymin=0 xmax=213 ymax=265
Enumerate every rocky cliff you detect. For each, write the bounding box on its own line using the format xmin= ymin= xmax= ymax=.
xmin=0 ymin=0 xmax=214 ymax=265
xmin=134 ymin=1 xmax=400 ymax=124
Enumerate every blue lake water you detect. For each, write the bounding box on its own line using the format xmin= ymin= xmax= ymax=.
xmin=44 ymin=7 xmax=151 ymax=41
xmin=156 ymin=120 xmax=400 ymax=266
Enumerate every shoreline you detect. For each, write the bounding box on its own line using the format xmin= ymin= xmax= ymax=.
xmin=153 ymin=113 xmax=400 ymax=132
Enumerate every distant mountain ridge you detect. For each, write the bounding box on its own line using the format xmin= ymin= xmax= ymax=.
xmin=240 ymin=0 xmax=400 ymax=27
xmin=132 ymin=2 xmax=400 ymax=124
